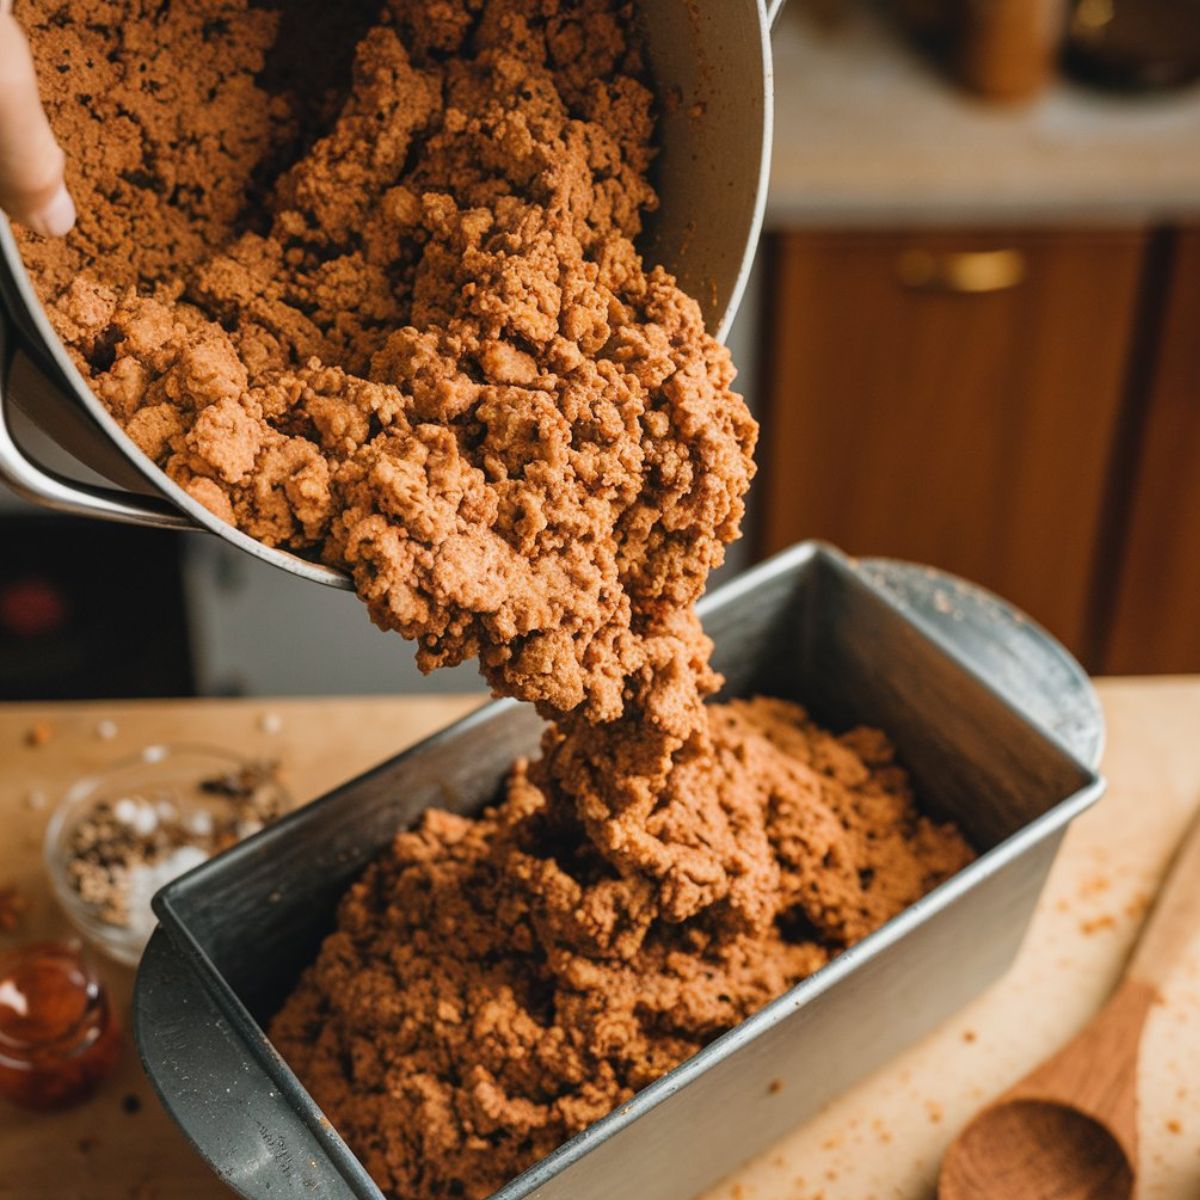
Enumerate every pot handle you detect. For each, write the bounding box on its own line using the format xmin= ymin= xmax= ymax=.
xmin=0 ymin=318 xmax=193 ymax=528
xmin=136 ymin=930 xmax=369 ymax=1200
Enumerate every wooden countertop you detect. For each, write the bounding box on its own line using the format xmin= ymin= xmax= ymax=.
xmin=768 ymin=3 xmax=1200 ymax=228
xmin=2 ymin=682 xmax=1199 ymax=1199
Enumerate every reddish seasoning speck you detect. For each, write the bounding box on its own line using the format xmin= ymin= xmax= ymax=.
xmin=24 ymin=721 xmax=53 ymax=748
xmin=0 ymin=886 xmax=26 ymax=933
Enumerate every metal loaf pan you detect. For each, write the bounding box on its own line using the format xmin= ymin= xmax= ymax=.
xmin=134 ymin=542 xmax=1104 ymax=1200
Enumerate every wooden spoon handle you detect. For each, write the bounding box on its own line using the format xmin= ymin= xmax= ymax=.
xmin=1127 ymin=805 xmax=1200 ymax=994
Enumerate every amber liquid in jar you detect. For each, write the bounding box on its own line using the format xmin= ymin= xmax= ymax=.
xmin=0 ymin=942 xmax=122 ymax=1109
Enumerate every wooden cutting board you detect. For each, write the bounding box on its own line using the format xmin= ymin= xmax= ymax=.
xmin=1 ymin=681 xmax=1198 ymax=1199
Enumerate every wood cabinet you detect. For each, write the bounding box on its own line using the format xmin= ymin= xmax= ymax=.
xmin=759 ymin=228 xmax=1149 ymax=662
xmin=1105 ymin=230 xmax=1200 ymax=674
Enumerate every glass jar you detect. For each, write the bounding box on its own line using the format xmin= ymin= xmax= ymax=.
xmin=0 ymin=941 xmax=122 ymax=1109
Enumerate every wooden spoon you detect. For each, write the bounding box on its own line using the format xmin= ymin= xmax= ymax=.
xmin=939 ymin=807 xmax=1200 ymax=1200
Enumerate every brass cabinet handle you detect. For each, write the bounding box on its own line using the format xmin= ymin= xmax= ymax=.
xmin=896 ymin=248 xmax=1027 ymax=294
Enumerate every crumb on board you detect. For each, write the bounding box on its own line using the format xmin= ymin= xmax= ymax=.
xmin=1078 ymin=872 xmax=1111 ymax=898
xmin=25 ymin=721 xmax=53 ymax=748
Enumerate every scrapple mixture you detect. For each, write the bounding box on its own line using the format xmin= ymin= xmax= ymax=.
xmin=20 ymin=1 xmax=974 ymax=1196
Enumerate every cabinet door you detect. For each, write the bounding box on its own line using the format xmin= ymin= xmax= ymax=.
xmin=760 ymin=229 xmax=1147 ymax=661
xmin=1105 ymin=230 xmax=1200 ymax=674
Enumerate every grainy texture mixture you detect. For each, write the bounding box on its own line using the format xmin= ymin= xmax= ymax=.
xmin=272 ymin=698 xmax=971 ymax=1198
xmin=19 ymin=2 xmax=974 ymax=1197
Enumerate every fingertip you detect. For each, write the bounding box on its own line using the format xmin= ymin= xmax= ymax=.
xmin=24 ymin=180 xmax=75 ymax=237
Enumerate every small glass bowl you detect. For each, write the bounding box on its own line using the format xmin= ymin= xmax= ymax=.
xmin=44 ymin=745 xmax=291 ymax=966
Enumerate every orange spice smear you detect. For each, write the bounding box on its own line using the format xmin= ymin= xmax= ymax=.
xmin=0 ymin=942 xmax=121 ymax=1109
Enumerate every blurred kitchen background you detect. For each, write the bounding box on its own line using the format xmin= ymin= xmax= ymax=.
xmin=3 ymin=0 xmax=1199 ymax=700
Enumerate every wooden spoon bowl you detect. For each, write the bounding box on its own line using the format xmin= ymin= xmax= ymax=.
xmin=940 ymin=1098 xmax=1134 ymax=1200
xmin=939 ymin=807 xmax=1200 ymax=1200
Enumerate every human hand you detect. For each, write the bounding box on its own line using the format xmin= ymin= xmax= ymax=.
xmin=0 ymin=2 xmax=74 ymax=236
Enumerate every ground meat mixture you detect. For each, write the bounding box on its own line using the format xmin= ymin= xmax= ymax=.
xmin=271 ymin=699 xmax=972 ymax=1199
xmin=19 ymin=3 xmax=974 ymax=1197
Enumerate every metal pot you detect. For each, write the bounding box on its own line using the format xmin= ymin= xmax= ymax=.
xmin=0 ymin=0 xmax=784 ymax=589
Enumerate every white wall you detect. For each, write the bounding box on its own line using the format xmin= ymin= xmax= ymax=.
xmin=182 ymin=537 xmax=486 ymax=696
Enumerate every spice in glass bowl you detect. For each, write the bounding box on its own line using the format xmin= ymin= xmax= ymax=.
xmin=45 ymin=747 xmax=291 ymax=965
